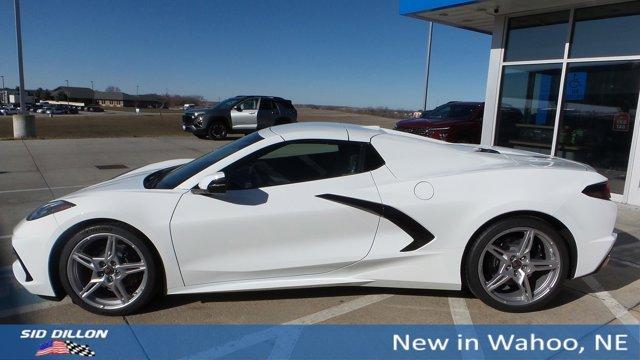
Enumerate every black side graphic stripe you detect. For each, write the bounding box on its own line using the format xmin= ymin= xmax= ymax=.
xmin=316 ymin=194 xmax=434 ymax=252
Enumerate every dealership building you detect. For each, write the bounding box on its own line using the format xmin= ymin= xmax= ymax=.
xmin=401 ymin=0 xmax=640 ymax=205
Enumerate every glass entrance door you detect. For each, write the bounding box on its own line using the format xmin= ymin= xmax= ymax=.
xmin=555 ymin=61 xmax=640 ymax=194
xmin=494 ymin=3 xmax=640 ymax=201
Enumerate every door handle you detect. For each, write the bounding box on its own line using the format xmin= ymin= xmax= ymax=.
xmin=248 ymin=112 xmax=256 ymax=115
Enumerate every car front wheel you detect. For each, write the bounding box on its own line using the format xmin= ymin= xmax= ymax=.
xmin=208 ymin=120 xmax=228 ymax=140
xmin=465 ymin=216 xmax=568 ymax=312
xmin=59 ymin=224 xmax=158 ymax=315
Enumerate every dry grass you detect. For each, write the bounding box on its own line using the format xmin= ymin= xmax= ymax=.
xmin=0 ymin=114 xmax=186 ymax=139
xmin=0 ymin=107 xmax=399 ymax=140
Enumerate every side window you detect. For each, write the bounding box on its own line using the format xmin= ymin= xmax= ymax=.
xmin=259 ymin=99 xmax=275 ymax=110
xmin=277 ymin=101 xmax=294 ymax=113
xmin=449 ymin=105 xmax=475 ymax=118
xmin=431 ymin=105 xmax=451 ymax=118
xmin=238 ymin=98 xmax=258 ymax=111
xmin=223 ymin=140 xmax=380 ymax=190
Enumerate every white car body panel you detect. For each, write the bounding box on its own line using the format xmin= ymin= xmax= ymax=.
xmin=11 ymin=122 xmax=616 ymax=301
xmin=171 ymin=171 xmax=380 ymax=285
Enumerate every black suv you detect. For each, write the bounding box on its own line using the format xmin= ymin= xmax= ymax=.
xmin=182 ymin=95 xmax=297 ymax=140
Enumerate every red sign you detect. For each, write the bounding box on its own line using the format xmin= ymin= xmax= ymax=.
xmin=613 ymin=112 xmax=631 ymax=132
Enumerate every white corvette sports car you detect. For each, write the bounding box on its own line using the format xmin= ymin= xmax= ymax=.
xmin=12 ymin=122 xmax=616 ymax=315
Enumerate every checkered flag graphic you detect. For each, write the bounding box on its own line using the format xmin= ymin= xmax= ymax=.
xmin=64 ymin=341 xmax=96 ymax=357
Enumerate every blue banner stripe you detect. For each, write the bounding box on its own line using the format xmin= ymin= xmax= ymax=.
xmin=2 ymin=325 xmax=638 ymax=359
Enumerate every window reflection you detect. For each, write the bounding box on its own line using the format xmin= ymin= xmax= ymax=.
xmin=495 ymin=64 xmax=563 ymax=154
xmin=571 ymin=2 xmax=640 ymax=58
xmin=556 ymin=61 xmax=640 ymax=193
xmin=505 ymin=11 xmax=569 ymax=62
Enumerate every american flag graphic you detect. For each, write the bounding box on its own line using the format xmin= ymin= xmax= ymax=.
xmin=35 ymin=340 xmax=96 ymax=357
xmin=35 ymin=340 xmax=70 ymax=356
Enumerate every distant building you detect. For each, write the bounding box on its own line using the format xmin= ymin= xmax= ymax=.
xmin=94 ymin=91 xmax=161 ymax=108
xmin=1 ymin=89 xmax=35 ymax=105
xmin=51 ymin=86 xmax=94 ymax=104
xmin=93 ymin=91 xmax=126 ymax=107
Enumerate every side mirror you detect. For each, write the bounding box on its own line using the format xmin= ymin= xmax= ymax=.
xmin=194 ymin=172 xmax=227 ymax=195
xmin=234 ymin=106 xmax=243 ymax=112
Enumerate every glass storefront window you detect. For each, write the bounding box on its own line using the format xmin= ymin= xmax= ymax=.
xmin=571 ymin=2 xmax=640 ymax=58
xmin=504 ymin=11 xmax=569 ymax=62
xmin=495 ymin=64 xmax=563 ymax=154
xmin=555 ymin=61 xmax=640 ymax=194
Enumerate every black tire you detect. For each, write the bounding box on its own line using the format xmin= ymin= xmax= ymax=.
xmin=465 ymin=216 xmax=569 ymax=312
xmin=207 ymin=120 xmax=228 ymax=140
xmin=59 ymin=224 xmax=159 ymax=316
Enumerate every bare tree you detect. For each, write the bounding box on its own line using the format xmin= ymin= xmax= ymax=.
xmin=105 ymin=86 xmax=121 ymax=92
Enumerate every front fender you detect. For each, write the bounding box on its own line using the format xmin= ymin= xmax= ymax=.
xmin=48 ymin=190 xmax=186 ymax=293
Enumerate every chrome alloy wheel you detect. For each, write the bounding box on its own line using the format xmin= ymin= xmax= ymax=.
xmin=66 ymin=233 xmax=148 ymax=310
xmin=478 ymin=227 xmax=561 ymax=305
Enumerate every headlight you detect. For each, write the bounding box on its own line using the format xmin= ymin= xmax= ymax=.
xmin=26 ymin=200 xmax=75 ymax=221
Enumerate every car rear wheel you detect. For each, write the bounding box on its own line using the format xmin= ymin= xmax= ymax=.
xmin=208 ymin=120 xmax=228 ymax=140
xmin=59 ymin=224 xmax=158 ymax=315
xmin=465 ymin=216 xmax=568 ymax=312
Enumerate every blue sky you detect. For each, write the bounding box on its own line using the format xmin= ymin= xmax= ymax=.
xmin=0 ymin=0 xmax=490 ymax=109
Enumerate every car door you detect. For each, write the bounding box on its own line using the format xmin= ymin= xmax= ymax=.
xmin=170 ymin=139 xmax=381 ymax=286
xmin=256 ymin=99 xmax=278 ymax=129
xmin=469 ymin=106 xmax=483 ymax=143
xmin=230 ymin=98 xmax=259 ymax=131
xmin=449 ymin=104 xmax=481 ymax=143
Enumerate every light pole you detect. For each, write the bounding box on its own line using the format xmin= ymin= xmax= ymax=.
xmin=1 ymin=75 xmax=4 ymax=89
xmin=1 ymin=75 xmax=4 ymax=105
xmin=135 ymin=85 xmax=140 ymax=114
xmin=90 ymin=80 xmax=94 ymax=105
xmin=64 ymin=80 xmax=69 ymax=106
xmin=422 ymin=21 xmax=434 ymax=112
xmin=12 ymin=0 xmax=35 ymax=138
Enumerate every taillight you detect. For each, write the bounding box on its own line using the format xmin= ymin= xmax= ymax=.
xmin=582 ymin=181 xmax=611 ymax=200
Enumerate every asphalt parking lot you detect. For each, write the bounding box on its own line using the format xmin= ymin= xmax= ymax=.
xmin=0 ymin=136 xmax=639 ymax=326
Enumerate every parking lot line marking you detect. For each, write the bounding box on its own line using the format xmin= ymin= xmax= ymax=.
xmin=583 ymin=277 xmax=639 ymax=325
xmin=21 ymin=141 xmax=55 ymax=197
xmin=181 ymin=294 xmax=393 ymax=359
xmin=284 ymin=294 xmax=393 ymax=324
xmin=448 ymin=297 xmax=485 ymax=358
xmin=0 ymin=184 xmax=86 ymax=195
xmin=448 ymin=297 xmax=473 ymax=325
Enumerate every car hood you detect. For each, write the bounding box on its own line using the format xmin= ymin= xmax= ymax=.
xmin=66 ymin=158 xmax=193 ymax=197
xmin=185 ymin=108 xmax=209 ymax=114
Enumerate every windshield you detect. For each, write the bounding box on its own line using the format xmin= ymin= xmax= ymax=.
xmin=213 ymin=97 xmax=242 ymax=110
xmin=423 ymin=104 xmax=478 ymax=119
xmin=154 ymin=132 xmax=264 ymax=189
